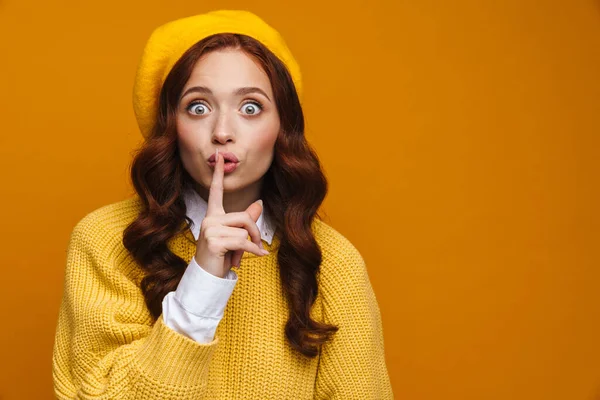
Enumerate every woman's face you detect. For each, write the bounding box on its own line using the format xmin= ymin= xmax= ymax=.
xmin=176 ymin=49 xmax=280 ymax=196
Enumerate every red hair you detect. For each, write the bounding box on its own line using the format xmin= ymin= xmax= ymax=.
xmin=123 ymin=33 xmax=338 ymax=357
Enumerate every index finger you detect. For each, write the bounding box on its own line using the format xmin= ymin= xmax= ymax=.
xmin=207 ymin=149 xmax=225 ymax=215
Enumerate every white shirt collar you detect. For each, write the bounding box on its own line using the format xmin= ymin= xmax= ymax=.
xmin=183 ymin=188 xmax=275 ymax=245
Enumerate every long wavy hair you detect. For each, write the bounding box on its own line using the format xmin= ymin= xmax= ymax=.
xmin=123 ymin=33 xmax=338 ymax=357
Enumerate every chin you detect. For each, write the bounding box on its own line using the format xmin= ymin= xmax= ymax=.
xmin=199 ymin=173 xmax=237 ymax=190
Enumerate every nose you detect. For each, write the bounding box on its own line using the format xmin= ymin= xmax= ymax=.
xmin=211 ymin=112 xmax=235 ymax=145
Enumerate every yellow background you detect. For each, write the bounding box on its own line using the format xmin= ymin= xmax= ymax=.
xmin=1 ymin=0 xmax=599 ymax=399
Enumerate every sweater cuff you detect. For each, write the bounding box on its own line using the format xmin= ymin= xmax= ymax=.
xmin=134 ymin=315 xmax=217 ymax=387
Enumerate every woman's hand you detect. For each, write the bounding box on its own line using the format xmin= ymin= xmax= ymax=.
xmin=194 ymin=149 xmax=269 ymax=278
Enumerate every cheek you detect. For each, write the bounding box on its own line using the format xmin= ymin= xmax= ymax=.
xmin=255 ymin=119 xmax=280 ymax=153
xmin=255 ymin=129 xmax=278 ymax=153
xmin=177 ymin=131 xmax=197 ymax=161
xmin=177 ymin=117 xmax=205 ymax=165
xmin=177 ymin=129 xmax=212 ymax=186
xmin=242 ymin=125 xmax=278 ymax=180
xmin=250 ymin=129 xmax=278 ymax=169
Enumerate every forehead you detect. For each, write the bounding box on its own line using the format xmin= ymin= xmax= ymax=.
xmin=184 ymin=49 xmax=272 ymax=94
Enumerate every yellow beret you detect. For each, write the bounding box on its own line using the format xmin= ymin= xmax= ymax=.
xmin=132 ymin=9 xmax=303 ymax=139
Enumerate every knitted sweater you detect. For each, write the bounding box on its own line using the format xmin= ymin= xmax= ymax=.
xmin=52 ymin=196 xmax=394 ymax=399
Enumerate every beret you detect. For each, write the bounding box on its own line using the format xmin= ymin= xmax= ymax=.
xmin=132 ymin=9 xmax=303 ymax=139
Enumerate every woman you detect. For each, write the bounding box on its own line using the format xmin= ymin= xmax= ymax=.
xmin=52 ymin=9 xmax=393 ymax=399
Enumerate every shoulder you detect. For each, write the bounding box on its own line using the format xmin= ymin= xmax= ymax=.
xmin=311 ymin=218 xmax=366 ymax=272
xmin=72 ymin=196 xmax=143 ymax=237
xmin=310 ymin=219 xmax=376 ymax=314
xmin=69 ymin=196 xmax=144 ymax=258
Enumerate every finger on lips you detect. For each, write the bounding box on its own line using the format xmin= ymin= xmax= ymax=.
xmin=207 ymin=149 xmax=225 ymax=216
xmin=205 ymin=148 xmax=269 ymax=269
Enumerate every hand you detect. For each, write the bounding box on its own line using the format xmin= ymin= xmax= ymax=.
xmin=194 ymin=149 xmax=269 ymax=278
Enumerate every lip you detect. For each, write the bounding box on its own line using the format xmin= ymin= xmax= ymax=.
xmin=208 ymin=160 xmax=239 ymax=173
xmin=208 ymin=151 xmax=239 ymax=163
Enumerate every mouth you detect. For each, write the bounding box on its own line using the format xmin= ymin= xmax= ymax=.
xmin=207 ymin=159 xmax=239 ymax=173
xmin=207 ymin=151 xmax=239 ymax=163
xmin=207 ymin=159 xmax=238 ymax=166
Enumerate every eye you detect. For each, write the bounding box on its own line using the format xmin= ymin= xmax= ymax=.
xmin=186 ymin=101 xmax=210 ymax=115
xmin=241 ymin=101 xmax=263 ymax=116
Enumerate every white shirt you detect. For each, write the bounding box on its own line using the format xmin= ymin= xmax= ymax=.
xmin=161 ymin=188 xmax=275 ymax=343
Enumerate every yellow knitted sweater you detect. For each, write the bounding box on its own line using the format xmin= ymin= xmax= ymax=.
xmin=52 ymin=196 xmax=394 ymax=399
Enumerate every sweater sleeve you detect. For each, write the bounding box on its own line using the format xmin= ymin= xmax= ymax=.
xmin=314 ymin=242 xmax=394 ymax=399
xmin=162 ymin=257 xmax=237 ymax=343
xmin=52 ymin=218 xmax=218 ymax=399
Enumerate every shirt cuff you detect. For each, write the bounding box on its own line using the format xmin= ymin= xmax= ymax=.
xmin=174 ymin=257 xmax=238 ymax=318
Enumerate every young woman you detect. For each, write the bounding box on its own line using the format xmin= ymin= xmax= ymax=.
xmin=52 ymin=9 xmax=393 ymax=399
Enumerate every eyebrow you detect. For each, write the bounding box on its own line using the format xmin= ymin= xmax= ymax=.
xmin=180 ymin=86 xmax=272 ymax=103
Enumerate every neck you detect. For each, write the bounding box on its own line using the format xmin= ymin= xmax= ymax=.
xmin=195 ymin=179 xmax=263 ymax=214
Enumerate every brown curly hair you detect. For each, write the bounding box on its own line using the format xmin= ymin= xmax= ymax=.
xmin=122 ymin=33 xmax=338 ymax=357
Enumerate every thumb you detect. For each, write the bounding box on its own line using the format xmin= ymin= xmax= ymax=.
xmin=246 ymin=199 xmax=263 ymax=223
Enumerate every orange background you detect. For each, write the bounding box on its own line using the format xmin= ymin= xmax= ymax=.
xmin=1 ymin=0 xmax=599 ymax=399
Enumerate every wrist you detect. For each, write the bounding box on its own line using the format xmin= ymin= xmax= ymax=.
xmin=194 ymin=254 xmax=226 ymax=279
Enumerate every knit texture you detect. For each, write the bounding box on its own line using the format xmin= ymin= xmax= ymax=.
xmin=132 ymin=10 xmax=304 ymax=139
xmin=52 ymin=196 xmax=394 ymax=399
